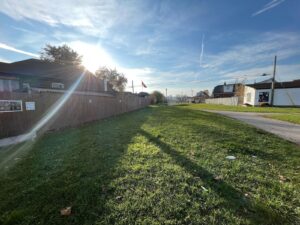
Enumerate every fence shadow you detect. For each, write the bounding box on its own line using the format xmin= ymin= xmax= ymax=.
xmin=0 ymin=107 xmax=152 ymax=225
xmin=139 ymin=129 xmax=288 ymax=224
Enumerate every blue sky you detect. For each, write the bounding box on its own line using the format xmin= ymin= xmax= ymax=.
xmin=0 ymin=0 xmax=299 ymax=95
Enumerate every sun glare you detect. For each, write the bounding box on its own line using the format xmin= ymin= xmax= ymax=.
xmin=69 ymin=41 xmax=117 ymax=73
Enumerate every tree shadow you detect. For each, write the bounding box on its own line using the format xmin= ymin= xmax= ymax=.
xmin=0 ymin=107 xmax=152 ymax=225
xmin=139 ymin=129 xmax=289 ymax=224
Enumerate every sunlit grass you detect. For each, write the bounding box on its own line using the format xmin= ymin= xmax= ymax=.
xmin=0 ymin=106 xmax=299 ymax=224
xmin=181 ymin=103 xmax=300 ymax=113
xmin=264 ymin=113 xmax=300 ymax=124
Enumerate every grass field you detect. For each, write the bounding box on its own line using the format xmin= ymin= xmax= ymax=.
xmin=264 ymin=113 xmax=300 ymax=125
xmin=182 ymin=103 xmax=300 ymax=124
xmin=182 ymin=103 xmax=300 ymax=113
xmin=0 ymin=106 xmax=300 ymax=225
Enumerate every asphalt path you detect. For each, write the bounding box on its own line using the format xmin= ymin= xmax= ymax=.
xmin=204 ymin=110 xmax=300 ymax=145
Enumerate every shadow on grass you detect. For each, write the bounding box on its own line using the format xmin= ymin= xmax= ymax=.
xmin=167 ymin=107 xmax=300 ymax=163
xmin=0 ymin=107 xmax=152 ymax=225
xmin=139 ymin=129 xmax=290 ymax=224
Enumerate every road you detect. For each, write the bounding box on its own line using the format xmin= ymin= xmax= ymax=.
xmin=204 ymin=110 xmax=300 ymax=145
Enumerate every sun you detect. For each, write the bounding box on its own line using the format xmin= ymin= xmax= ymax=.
xmin=69 ymin=41 xmax=117 ymax=73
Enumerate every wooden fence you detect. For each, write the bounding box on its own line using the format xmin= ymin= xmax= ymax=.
xmin=0 ymin=90 xmax=150 ymax=138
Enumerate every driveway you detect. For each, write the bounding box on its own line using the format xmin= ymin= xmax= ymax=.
xmin=204 ymin=110 xmax=300 ymax=145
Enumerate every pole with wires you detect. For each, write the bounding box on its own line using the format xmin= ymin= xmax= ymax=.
xmin=270 ymin=55 xmax=277 ymax=106
xmin=132 ymin=80 xmax=134 ymax=93
xmin=165 ymin=88 xmax=168 ymax=103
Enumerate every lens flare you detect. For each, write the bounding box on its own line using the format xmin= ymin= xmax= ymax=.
xmin=0 ymin=71 xmax=86 ymax=170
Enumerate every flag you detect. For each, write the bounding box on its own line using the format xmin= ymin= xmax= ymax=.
xmin=141 ymin=81 xmax=147 ymax=88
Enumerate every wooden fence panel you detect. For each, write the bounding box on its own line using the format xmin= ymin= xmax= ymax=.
xmin=0 ymin=91 xmax=150 ymax=138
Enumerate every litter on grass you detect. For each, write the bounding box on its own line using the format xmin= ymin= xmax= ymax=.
xmin=226 ymin=156 xmax=236 ymax=160
xmin=201 ymin=186 xmax=208 ymax=192
xmin=60 ymin=206 xmax=71 ymax=216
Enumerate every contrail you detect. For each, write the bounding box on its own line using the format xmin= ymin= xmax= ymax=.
xmin=195 ymin=34 xmax=205 ymax=80
xmin=252 ymin=0 xmax=285 ymax=16
xmin=200 ymin=34 xmax=205 ymax=67
xmin=0 ymin=42 xmax=39 ymax=58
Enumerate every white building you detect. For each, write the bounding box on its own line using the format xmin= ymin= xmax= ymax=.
xmin=244 ymin=79 xmax=300 ymax=106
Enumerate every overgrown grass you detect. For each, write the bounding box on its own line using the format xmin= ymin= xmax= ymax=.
xmin=0 ymin=106 xmax=299 ymax=224
xmin=181 ymin=103 xmax=300 ymax=113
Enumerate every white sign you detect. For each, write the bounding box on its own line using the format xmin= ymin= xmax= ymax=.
xmin=25 ymin=102 xmax=35 ymax=111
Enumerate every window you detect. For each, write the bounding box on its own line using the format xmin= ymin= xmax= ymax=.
xmin=0 ymin=100 xmax=22 ymax=112
xmin=10 ymin=80 xmax=20 ymax=91
xmin=0 ymin=79 xmax=20 ymax=92
xmin=258 ymin=92 xmax=269 ymax=102
xmin=51 ymin=82 xmax=64 ymax=89
xmin=246 ymin=92 xmax=251 ymax=102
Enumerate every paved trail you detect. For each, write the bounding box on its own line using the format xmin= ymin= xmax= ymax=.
xmin=204 ymin=110 xmax=300 ymax=145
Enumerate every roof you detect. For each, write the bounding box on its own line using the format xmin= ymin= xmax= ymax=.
xmin=212 ymin=85 xmax=225 ymax=94
xmin=196 ymin=91 xmax=209 ymax=97
xmin=0 ymin=59 xmax=93 ymax=81
xmin=246 ymin=80 xmax=300 ymax=90
xmin=138 ymin=92 xmax=149 ymax=97
xmin=0 ymin=58 xmax=113 ymax=93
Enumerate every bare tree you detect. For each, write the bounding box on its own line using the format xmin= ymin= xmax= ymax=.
xmin=95 ymin=67 xmax=127 ymax=92
xmin=40 ymin=44 xmax=82 ymax=66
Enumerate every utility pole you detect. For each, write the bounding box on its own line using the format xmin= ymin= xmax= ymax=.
xmin=132 ymin=80 xmax=134 ymax=93
xmin=165 ymin=88 xmax=168 ymax=102
xmin=270 ymin=55 xmax=277 ymax=106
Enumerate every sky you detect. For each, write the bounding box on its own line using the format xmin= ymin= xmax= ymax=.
xmin=0 ymin=0 xmax=299 ymax=95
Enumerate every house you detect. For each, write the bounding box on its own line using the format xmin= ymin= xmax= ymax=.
xmin=138 ymin=92 xmax=149 ymax=97
xmin=212 ymin=83 xmax=244 ymax=98
xmin=244 ymin=79 xmax=300 ymax=106
xmin=0 ymin=59 xmax=113 ymax=93
xmin=189 ymin=90 xmax=210 ymax=103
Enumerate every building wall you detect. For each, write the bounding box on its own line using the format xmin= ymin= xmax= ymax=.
xmin=273 ymin=88 xmax=300 ymax=106
xmin=243 ymin=86 xmax=256 ymax=105
xmin=0 ymin=91 xmax=150 ymax=138
xmin=205 ymin=96 xmax=241 ymax=106
xmin=244 ymin=86 xmax=300 ymax=106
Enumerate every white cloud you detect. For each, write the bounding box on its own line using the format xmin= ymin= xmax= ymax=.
xmin=252 ymin=0 xmax=285 ymax=16
xmin=0 ymin=42 xmax=39 ymax=58
xmin=222 ymin=64 xmax=300 ymax=84
xmin=0 ymin=0 xmax=155 ymax=37
xmin=203 ymin=32 xmax=300 ymax=71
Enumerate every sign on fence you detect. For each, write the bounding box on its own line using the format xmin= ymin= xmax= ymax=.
xmin=0 ymin=100 xmax=23 ymax=112
xmin=25 ymin=102 xmax=36 ymax=111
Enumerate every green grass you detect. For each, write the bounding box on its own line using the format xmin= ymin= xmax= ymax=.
xmin=264 ymin=113 xmax=300 ymax=125
xmin=0 ymin=106 xmax=300 ymax=225
xmin=179 ymin=103 xmax=300 ymax=124
xmin=181 ymin=103 xmax=300 ymax=113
